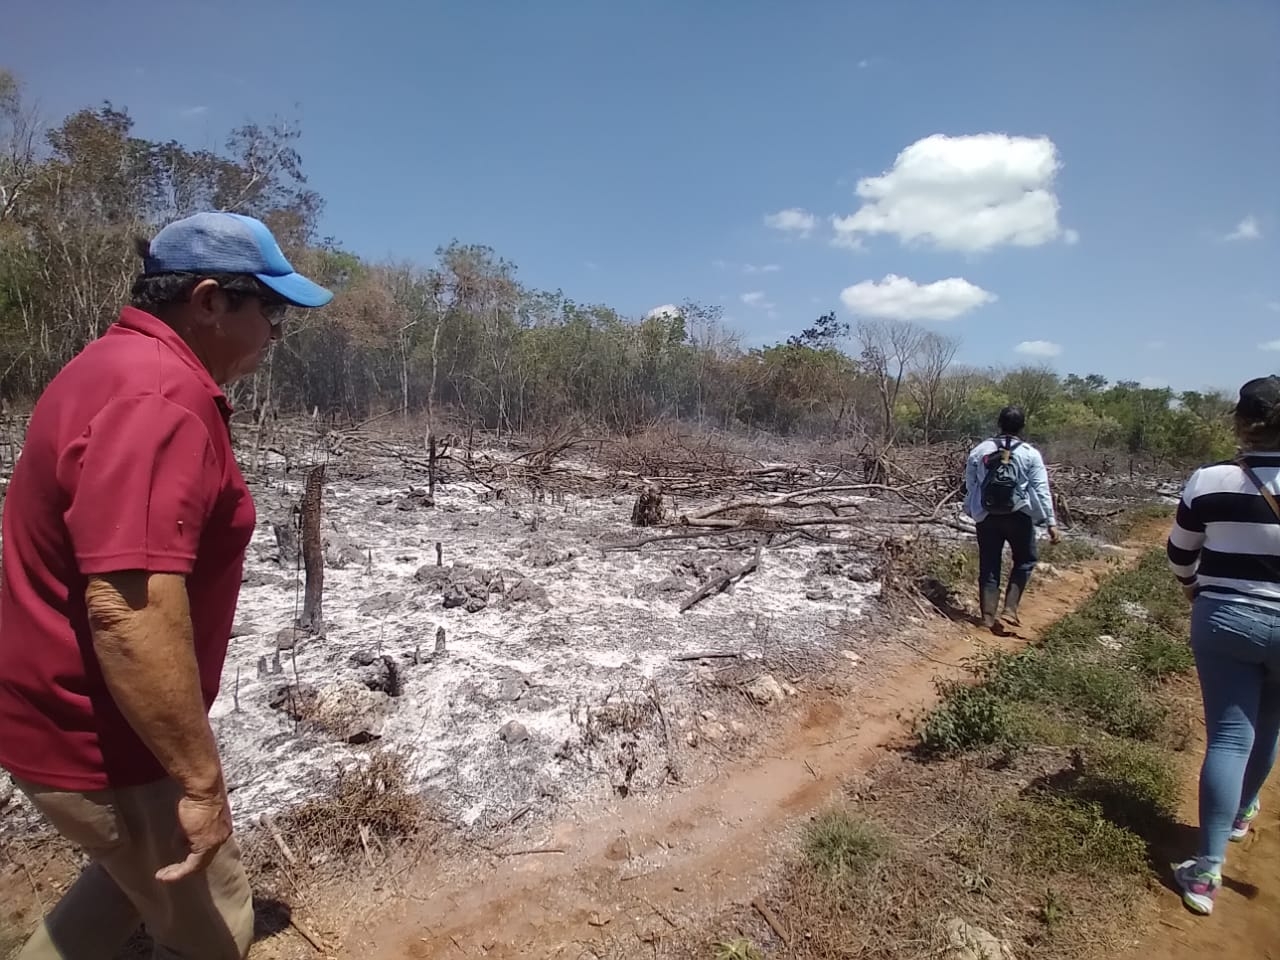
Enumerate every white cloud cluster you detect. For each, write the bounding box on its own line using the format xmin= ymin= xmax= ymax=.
xmin=1225 ymin=215 xmax=1262 ymax=241
xmin=1014 ymin=340 xmax=1063 ymax=358
xmin=764 ymin=208 xmax=817 ymax=236
xmin=832 ymin=133 xmax=1070 ymax=252
xmin=740 ymin=291 xmax=776 ymax=311
xmin=839 ymin=274 xmax=995 ymax=321
xmin=1260 ymin=339 xmax=1280 ymax=352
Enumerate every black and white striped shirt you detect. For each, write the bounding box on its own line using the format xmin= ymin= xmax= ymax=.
xmin=1167 ymin=454 xmax=1280 ymax=606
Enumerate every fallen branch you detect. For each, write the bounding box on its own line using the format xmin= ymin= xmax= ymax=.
xmin=751 ymin=897 xmax=791 ymax=946
xmin=289 ymin=916 xmax=326 ymax=952
xmin=672 ymin=650 xmax=743 ymax=662
xmin=261 ymin=814 xmax=298 ymax=867
xmin=680 ymin=541 xmax=764 ymax=613
xmin=648 ymin=680 xmax=682 ymax=784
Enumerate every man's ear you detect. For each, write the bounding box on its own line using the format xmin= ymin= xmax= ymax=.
xmin=188 ymin=279 xmax=224 ymax=318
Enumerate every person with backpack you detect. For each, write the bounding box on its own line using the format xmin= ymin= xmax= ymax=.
xmin=963 ymin=405 xmax=1060 ymax=630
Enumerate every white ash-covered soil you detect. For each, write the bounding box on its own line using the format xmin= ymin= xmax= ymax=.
xmin=215 ymin=452 xmax=886 ymax=833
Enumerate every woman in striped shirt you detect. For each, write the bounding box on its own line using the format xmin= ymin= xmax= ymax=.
xmin=1167 ymin=375 xmax=1280 ymax=915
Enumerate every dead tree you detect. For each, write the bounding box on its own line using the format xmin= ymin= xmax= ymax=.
xmin=299 ymin=465 xmax=325 ymax=633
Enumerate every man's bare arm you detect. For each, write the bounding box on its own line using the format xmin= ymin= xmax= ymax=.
xmin=86 ymin=571 xmax=231 ymax=880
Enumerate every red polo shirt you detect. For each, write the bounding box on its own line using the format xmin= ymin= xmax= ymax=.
xmin=0 ymin=307 xmax=256 ymax=790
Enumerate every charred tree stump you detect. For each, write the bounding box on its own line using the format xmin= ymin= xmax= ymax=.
xmin=272 ymin=520 xmax=299 ymax=564
xmin=427 ymin=432 xmax=438 ymax=506
xmin=631 ymin=484 xmax=666 ymax=527
xmin=299 ymin=465 xmax=325 ymax=633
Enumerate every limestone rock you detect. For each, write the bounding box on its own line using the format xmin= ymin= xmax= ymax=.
xmin=746 ymin=674 xmax=787 ymax=706
xmin=941 ymin=918 xmax=1016 ymax=960
xmin=499 ymin=720 xmax=531 ymax=744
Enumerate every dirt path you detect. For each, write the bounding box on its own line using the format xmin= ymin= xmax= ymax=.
xmin=340 ymin=533 xmax=1164 ymax=960
xmin=1118 ymin=704 xmax=1280 ymax=958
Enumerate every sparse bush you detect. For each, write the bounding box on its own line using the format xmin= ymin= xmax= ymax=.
xmin=802 ymin=810 xmax=889 ymax=887
xmin=1040 ymin=538 xmax=1100 ymax=567
xmin=919 ymin=680 xmax=1014 ymax=755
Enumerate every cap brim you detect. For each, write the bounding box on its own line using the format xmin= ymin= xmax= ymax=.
xmin=257 ymin=271 xmax=334 ymax=308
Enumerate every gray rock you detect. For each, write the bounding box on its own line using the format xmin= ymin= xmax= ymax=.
xmin=499 ymin=720 xmax=531 ymax=744
xmin=442 ymin=583 xmax=470 ymax=609
xmin=0 ymin=772 xmax=13 ymax=812
xmin=497 ymin=677 xmax=527 ymax=702
xmin=805 ymin=586 xmax=834 ymax=601
xmin=308 ymin=681 xmax=393 ymax=744
xmin=507 ymin=578 xmax=548 ymax=605
xmin=360 ymin=655 xmax=403 ymax=698
xmin=415 ymin=564 xmax=452 ymax=587
xmin=230 ymin=622 xmax=258 ymax=638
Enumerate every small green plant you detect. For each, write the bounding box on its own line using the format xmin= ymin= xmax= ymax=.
xmin=918 ymin=680 xmax=1013 ymax=755
xmin=1040 ymin=538 xmax=1101 ymax=567
xmin=1039 ymin=887 xmax=1068 ymax=932
xmin=1127 ymin=622 xmax=1195 ymax=679
xmin=802 ymin=809 xmax=889 ymax=887
xmin=714 ymin=938 xmax=763 ymax=960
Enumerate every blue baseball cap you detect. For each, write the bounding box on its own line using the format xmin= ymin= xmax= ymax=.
xmin=143 ymin=211 xmax=333 ymax=308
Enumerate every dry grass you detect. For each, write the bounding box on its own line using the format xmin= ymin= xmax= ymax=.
xmin=241 ymin=747 xmax=436 ymax=897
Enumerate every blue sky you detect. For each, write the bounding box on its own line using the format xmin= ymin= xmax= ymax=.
xmin=5 ymin=0 xmax=1277 ymax=393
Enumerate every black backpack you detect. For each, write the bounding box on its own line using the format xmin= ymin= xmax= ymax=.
xmin=980 ymin=436 xmax=1022 ymax=514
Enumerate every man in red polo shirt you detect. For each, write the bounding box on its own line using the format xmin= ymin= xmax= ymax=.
xmin=0 ymin=212 xmax=332 ymax=959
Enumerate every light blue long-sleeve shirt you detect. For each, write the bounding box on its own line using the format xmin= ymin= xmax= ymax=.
xmin=963 ymin=436 xmax=1057 ymax=527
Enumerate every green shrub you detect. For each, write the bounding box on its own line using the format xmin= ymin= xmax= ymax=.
xmin=918 ymin=680 xmax=1014 ymax=755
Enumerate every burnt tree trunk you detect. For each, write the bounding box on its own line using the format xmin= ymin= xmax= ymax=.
xmin=631 ymin=485 xmax=666 ymax=527
xmin=299 ymin=465 xmax=325 ymax=633
xmin=427 ymin=432 xmax=438 ymax=505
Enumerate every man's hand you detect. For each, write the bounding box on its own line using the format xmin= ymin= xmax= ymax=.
xmin=157 ymin=788 xmax=233 ymax=882
xmin=1048 ymin=525 xmax=1062 ymax=545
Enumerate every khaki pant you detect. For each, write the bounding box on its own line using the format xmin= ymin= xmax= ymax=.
xmin=13 ymin=776 xmax=253 ymax=959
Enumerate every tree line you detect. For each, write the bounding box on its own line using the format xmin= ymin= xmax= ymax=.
xmin=0 ymin=69 xmax=1234 ymax=466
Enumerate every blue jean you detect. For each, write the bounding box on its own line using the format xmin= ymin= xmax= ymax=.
xmin=1191 ymin=596 xmax=1280 ymax=867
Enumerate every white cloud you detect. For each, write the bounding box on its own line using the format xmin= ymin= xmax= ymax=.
xmin=1014 ymin=340 xmax=1063 ymax=358
xmin=1064 ymin=228 xmax=1080 ymax=245
xmin=1225 ymin=216 xmax=1262 ymax=241
xmin=1260 ymin=339 xmax=1280 ymax=352
xmin=1139 ymin=376 xmax=1169 ymax=389
xmin=740 ymin=291 xmax=775 ymax=310
xmin=645 ymin=304 xmax=680 ymax=320
xmin=744 ymin=263 xmax=782 ymax=274
xmin=839 ymin=274 xmax=995 ymax=321
xmin=831 ymin=133 xmax=1071 ymax=252
xmin=178 ymin=105 xmax=208 ymax=117
xmin=764 ymin=208 xmax=817 ymax=237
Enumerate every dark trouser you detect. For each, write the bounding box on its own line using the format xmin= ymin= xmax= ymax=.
xmin=975 ymin=511 xmax=1038 ymax=594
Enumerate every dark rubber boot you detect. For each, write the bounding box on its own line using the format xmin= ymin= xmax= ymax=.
xmin=980 ymin=584 xmax=1000 ymax=630
xmin=1003 ymin=582 xmax=1024 ymax=625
